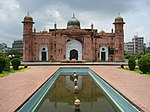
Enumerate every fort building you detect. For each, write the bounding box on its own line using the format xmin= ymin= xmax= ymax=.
xmin=22 ymin=13 xmax=125 ymax=62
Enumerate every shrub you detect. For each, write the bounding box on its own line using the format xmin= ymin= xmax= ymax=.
xmin=124 ymin=54 xmax=130 ymax=59
xmin=14 ymin=54 xmax=20 ymax=59
xmin=136 ymin=54 xmax=142 ymax=59
xmin=4 ymin=59 xmax=10 ymax=71
xmin=128 ymin=57 xmax=136 ymax=70
xmin=138 ymin=57 xmax=150 ymax=73
xmin=0 ymin=56 xmax=7 ymax=73
xmin=11 ymin=58 xmax=21 ymax=70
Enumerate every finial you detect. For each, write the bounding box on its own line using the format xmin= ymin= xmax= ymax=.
xmin=118 ymin=12 xmax=120 ymax=16
xmin=27 ymin=12 xmax=30 ymax=16
xmin=73 ymin=13 xmax=75 ymax=17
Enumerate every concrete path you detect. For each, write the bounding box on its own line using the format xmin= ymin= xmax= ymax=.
xmin=0 ymin=66 xmax=150 ymax=112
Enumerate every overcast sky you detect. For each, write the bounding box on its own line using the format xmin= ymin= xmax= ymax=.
xmin=0 ymin=0 xmax=150 ymax=47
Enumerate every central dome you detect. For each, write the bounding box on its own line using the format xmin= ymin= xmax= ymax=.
xmin=67 ymin=14 xmax=80 ymax=29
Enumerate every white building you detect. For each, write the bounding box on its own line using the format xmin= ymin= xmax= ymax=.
xmin=124 ymin=42 xmax=134 ymax=54
xmin=132 ymin=36 xmax=144 ymax=54
xmin=124 ymin=36 xmax=144 ymax=54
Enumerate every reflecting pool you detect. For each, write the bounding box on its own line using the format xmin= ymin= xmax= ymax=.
xmin=17 ymin=68 xmax=139 ymax=112
xmin=37 ymin=73 xmax=120 ymax=112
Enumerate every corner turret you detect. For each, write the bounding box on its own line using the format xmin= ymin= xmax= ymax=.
xmin=22 ymin=12 xmax=34 ymax=34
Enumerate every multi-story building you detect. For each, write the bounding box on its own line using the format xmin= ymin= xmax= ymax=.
xmin=124 ymin=42 xmax=134 ymax=54
xmin=22 ymin=13 xmax=125 ymax=62
xmin=132 ymin=36 xmax=144 ymax=54
xmin=12 ymin=40 xmax=23 ymax=55
xmin=124 ymin=36 xmax=144 ymax=54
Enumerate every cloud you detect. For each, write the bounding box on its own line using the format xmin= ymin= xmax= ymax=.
xmin=0 ymin=0 xmax=150 ymax=47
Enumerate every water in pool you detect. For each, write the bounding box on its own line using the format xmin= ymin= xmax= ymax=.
xmin=37 ymin=73 xmax=120 ymax=112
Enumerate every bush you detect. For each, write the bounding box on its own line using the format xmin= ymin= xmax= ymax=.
xmin=11 ymin=58 xmax=21 ymax=70
xmin=4 ymin=59 xmax=10 ymax=71
xmin=128 ymin=57 xmax=136 ymax=70
xmin=124 ymin=54 xmax=131 ymax=59
xmin=14 ymin=54 xmax=20 ymax=59
xmin=0 ymin=56 xmax=7 ymax=73
xmin=138 ymin=57 xmax=150 ymax=73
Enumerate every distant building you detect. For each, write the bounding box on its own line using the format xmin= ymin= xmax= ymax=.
xmin=124 ymin=36 xmax=144 ymax=54
xmin=0 ymin=43 xmax=8 ymax=53
xmin=0 ymin=43 xmax=7 ymax=52
xmin=12 ymin=40 xmax=23 ymax=55
xmin=124 ymin=42 xmax=134 ymax=54
xmin=132 ymin=36 xmax=144 ymax=54
xmin=1 ymin=47 xmax=12 ymax=54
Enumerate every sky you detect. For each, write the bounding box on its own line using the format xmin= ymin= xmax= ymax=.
xmin=0 ymin=0 xmax=150 ymax=47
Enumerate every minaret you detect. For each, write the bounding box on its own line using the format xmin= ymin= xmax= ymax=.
xmin=113 ymin=14 xmax=125 ymax=61
xmin=22 ymin=13 xmax=34 ymax=61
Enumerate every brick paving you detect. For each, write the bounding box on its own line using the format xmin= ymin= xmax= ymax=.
xmin=0 ymin=66 xmax=59 ymax=112
xmin=0 ymin=65 xmax=150 ymax=112
xmin=90 ymin=66 xmax=150 ymax=112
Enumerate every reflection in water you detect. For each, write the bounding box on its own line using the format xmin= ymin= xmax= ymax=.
xmin=37 ymin=74 xmax=120 ymax=112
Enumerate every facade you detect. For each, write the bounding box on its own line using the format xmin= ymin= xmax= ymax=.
xmin=124 ymin=42 xmax=134 ymax=54
xmin=12 ymin=40 xmax=23 ymax=55
xmin=22 ymin=13 xmax=125 ymax=62
xmin=132 ymin=36 xmax=144 ymax=54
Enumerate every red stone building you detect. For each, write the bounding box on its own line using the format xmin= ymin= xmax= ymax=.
xmin=22 ymin=13 xmax=125 ymax=62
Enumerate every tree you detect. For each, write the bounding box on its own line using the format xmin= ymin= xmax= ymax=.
xmin=138 ymin=57 xmax=150 ymax=74
xmin=11 ymin=58 xmax=21 ymax=70
xmin=128 ymin=57 xmax=136 ymax=70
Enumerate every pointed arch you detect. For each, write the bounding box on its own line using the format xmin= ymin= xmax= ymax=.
xmin=66 ymin=40 xmax=82 ymax=61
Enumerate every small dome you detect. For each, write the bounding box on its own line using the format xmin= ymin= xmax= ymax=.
xmin=114 ymin=15 xmax=124 ymax=23
xmin=67 ymin=14 xmax=80 ymax=29
xmin=24 ymin=13 xmax=33 ymax=22
xmin=99 ymin=29 xmax=105 ymax=34
xmin=115 ymin=16 xmax=123 ymax=21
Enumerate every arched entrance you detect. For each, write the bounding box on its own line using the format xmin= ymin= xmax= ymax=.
xmin=39 ymin=46 xmax=48 ymax=61
xmin=42 ymin=49 xmax=46 ymax=61
xmin=70 ymin=49 xmax=78 ymax=60
xmin=100 ymin=46 xmax=108 ymax=61
xmin=66 ymin=40 xmax=82 ymax=61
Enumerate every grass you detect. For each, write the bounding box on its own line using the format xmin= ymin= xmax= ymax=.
xmin=0 ymin=66 xmax=29 ymax=77
xmin=124 ymin=67 xmax=150 ymax=77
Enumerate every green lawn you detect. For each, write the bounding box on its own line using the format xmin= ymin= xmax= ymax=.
xmin=0 ymin=67 xmax=29 ymax=77
xmin=124 ymin=67 xmax=150 ymax=77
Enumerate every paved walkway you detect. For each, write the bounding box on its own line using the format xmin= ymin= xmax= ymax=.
xmin=0 ymin=66 xmax=59 ymax=112
xmin=0 ymin=66 xmax=150 ymax=112
xmin=90 ymin=66 xmax=150 ymax=112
